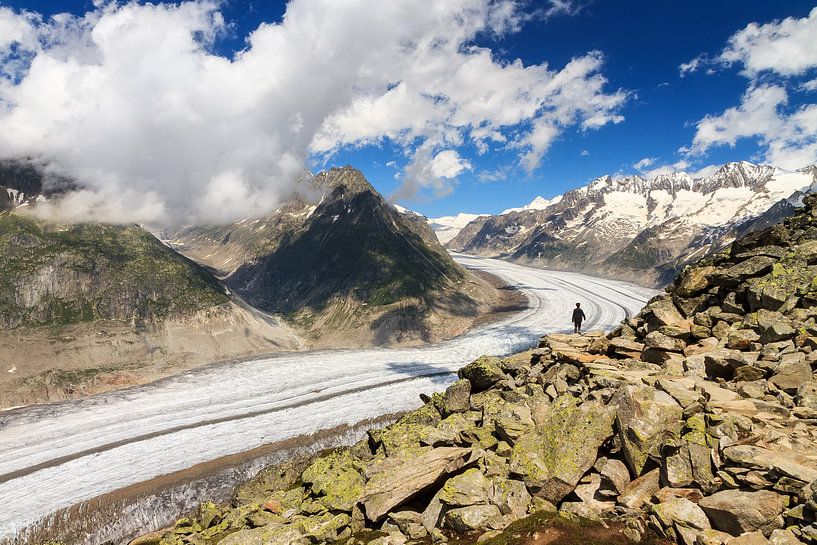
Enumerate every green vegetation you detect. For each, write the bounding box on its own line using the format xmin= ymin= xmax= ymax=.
xmin=0 ymin=212 xmax=228 ymax=330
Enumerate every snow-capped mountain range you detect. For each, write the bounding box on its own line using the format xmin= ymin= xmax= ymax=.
xmin=443 ymin=161 xmax=817 ymax=286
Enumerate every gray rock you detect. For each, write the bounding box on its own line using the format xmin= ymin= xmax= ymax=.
xmin=491 ymin=478 xmax=531 ymax=519
xmin=769 ymin=361 xmax=813 ymax=393
xmin=362 ymin=447 xmax=472 ymax=522
xmin=599 ymin=458 xmax=631 ymax=495
xmin=760 ymin=322 xmax=796 ymax=344
xmin=612 ymin=385 xmax=683 ymax=476
xmin=509 ymin=395 xmax=614 ymax=503
xmin=727 ymin=532 xmax=770 ymax=545
xmin=618 ymin=468 xmax=661 ymax=509
xmin=699 ymin=490 xmax=789 ymax=536
xmin=796 ymin=382 xmax=817 ymax=409
xmin=458 ymin=356 xmax=505 ymax=392
xmin=438 ymin=468 xmax=491 ymax=507
xmin=444 ymin=504 xmax=503 ymax=532
xmin=652 ymin=496 xmax=711 ymax=531
xmin=768 ymin=529 xmax=805 ymax=545
xmin=442 ymin=380 xmax=471 ymax=415
xmin=710 ymin=256 xmax=777 ymax=287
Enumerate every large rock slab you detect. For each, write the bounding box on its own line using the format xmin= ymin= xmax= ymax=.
xmin=699 ymin=490 xmax=789 ymax=536
xmin=722 ymin=445 xmax=817 ymax=483
xmin=361 ymin=447 xmax=471 ymax=522
xmin=612 ymin=385 xmax=683 ymax=476
xmin=509 ymin=395 xmax=614 ymax=503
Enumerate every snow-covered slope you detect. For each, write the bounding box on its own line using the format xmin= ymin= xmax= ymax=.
xmin=501 ymin=195 xmax=561 ymax=214
xmin=448 ymin=162 xmax=817 ymax=286
xmin=427 ymin=212 xmax=488 ymax=243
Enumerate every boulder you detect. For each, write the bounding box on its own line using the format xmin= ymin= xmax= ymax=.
xmin=769 ymin=361 xmax=813 ymax=394
xmin=361 ymin=447 xmax=471 ymax=522
xmin=648 ymin=297 xmax=690 ymax=329
xmin=760 ymin=322 xmax=796 ymax=344
xmin=728 ymin=533 xmax=770 ymax=545
xmin=645 ymin=331 xmax=686 ymax=352
xmin=438 ymin=468 xmax=491 ymax=507
xmin=509 ymin=395 xmax=614 ymax=503
xmin=491 ymin=478 xmax=532 ymax=519
xmin=216 ymin=526 xmax=309 ymax=545
xmin=652 ymin=496 xmax=711 ymax=531
xmin=444 ymin=505 xmax=503 ymax=532
xmin=618 ymin=468 xmax=661 ymax=509
xmin=796 ymin=382 xmax=817 ymax=409
xmin=768 ymin=529 xmax=805 ymax=545
xmin=710 ymin=257 xmax=777 ymax=287
xmin=301 ymin=449 xmax=365 ymax=511
xmin=721 ymin=445 xmax=817 ymax=483
xmin=598 ymin=458 xmax=631 ymax=495
xmin=441 ymin=380 xmax=471 ymax=415
xmin=609 ymin=337 xmax=646 ymax=359
xmin=727 ymin=329 xmax=761 ymax=351
xmin=699 ymin=490 xmax=789 ymax=536
xmin=458 ymin=356 xmax=505 ymax=392
xmin=612 ymin=385 xmax=683 ymax=476
xmin=677 ymin=266 xmax=716 ymax=297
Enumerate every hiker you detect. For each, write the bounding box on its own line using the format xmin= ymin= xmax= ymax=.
xmin=572 ymin=302 xmax=586 ymax=334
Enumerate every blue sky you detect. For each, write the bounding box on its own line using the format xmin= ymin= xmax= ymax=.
xmin=1 ymin=1 xmax=816 ymax=222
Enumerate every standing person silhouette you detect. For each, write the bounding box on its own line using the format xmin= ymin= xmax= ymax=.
xmin=572 ymin=302 xmax=586 ymax=334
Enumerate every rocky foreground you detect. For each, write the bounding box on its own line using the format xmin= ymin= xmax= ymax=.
xmin=114 ymin=196 xmax=817 ymax=545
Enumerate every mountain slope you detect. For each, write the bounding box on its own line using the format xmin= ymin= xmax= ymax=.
xmin=171 ymin=167 xmax=513 ymax=347
xmin=449 ymin=162 xmax=817 ymax=286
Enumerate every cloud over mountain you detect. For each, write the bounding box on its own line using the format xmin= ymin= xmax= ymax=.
xmin=0 ymin=0 xmax=626 ymax=225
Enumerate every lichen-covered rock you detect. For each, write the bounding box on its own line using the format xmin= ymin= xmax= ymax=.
xmin=441 ymin=379 xmax=471 ymax=415
xmin=361 ymin=447 xmax=471 ymax=522
xmin=509 ymin=395 xmax=614 ymax=503
xmin=438 ymin=468 xmax=491 ymax=507
xmin=612 ymin=385 xmax=683 ymax=476
xmin=215 ymin=524 xmax=309 ymax=545
xmin=301 ymin=449 xmax=365 ymax=512
xmin=458 ymin=356 xmax=506 ymax=392
xmin=491 ymin=478 xmax=532 ymax=519
xmin=444 ymin=504 xmax=503 ymax=532
xmin=699 ymin=490 xmax=789 ymax=536
xmin=652 ymin=496 xmax=711 ymax=532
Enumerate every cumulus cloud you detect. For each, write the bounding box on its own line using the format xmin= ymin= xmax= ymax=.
xmin=718 ymin=7 xmax=817 ymax=78
xmin=0 ymin=0 xmax=626 ymax=224
xmin=681 ymin=8 xmax=817 ymax=170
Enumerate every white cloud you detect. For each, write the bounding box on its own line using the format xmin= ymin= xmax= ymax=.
xmin=681 ymin=8 xmax=817 ymax=170
xmin=718 ymin=7 xmax=817 ymax=78
xmin=686 ymin=84 xmax=788 ymax=154
xmin=633 ymin=157 xmax=656 ymax=169
xmin=679 ymin=55 xmax=705 ymax=76
xmin=428 ymin=150 xmax=472 ymax=179
xmin=0 ymin=0 xmax=626 ymax=224
xmin=580 ymin=149 xmax=589 ymax=156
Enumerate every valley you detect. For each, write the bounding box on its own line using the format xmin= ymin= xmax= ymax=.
xmin=0 ymin=255 xmax=656 ymax=545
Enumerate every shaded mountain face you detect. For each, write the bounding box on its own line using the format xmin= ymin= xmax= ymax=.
xmin=226 ymin=167 xmax=464 ymax=314
xmin=169 ymin=167 xmax=480 ymax=344
xmin=448 ymin=162 xmax=817 ymax=286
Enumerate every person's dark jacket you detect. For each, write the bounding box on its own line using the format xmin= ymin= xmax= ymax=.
xmin=572 ymin=308 xmax=586 ymax=323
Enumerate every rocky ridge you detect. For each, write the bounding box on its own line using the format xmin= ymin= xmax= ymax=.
xmin=447 ymin=162 xmax=817 ymax=286
xmin=123 ymin=196 xmax=817 ymax=545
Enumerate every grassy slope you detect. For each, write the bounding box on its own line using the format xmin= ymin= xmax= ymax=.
xmin=0 ymin=212 xmax=228 ymax=329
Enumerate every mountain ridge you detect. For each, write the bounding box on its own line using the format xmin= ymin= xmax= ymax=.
xmin=447 ymin=161 xmax=817 ymax=286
